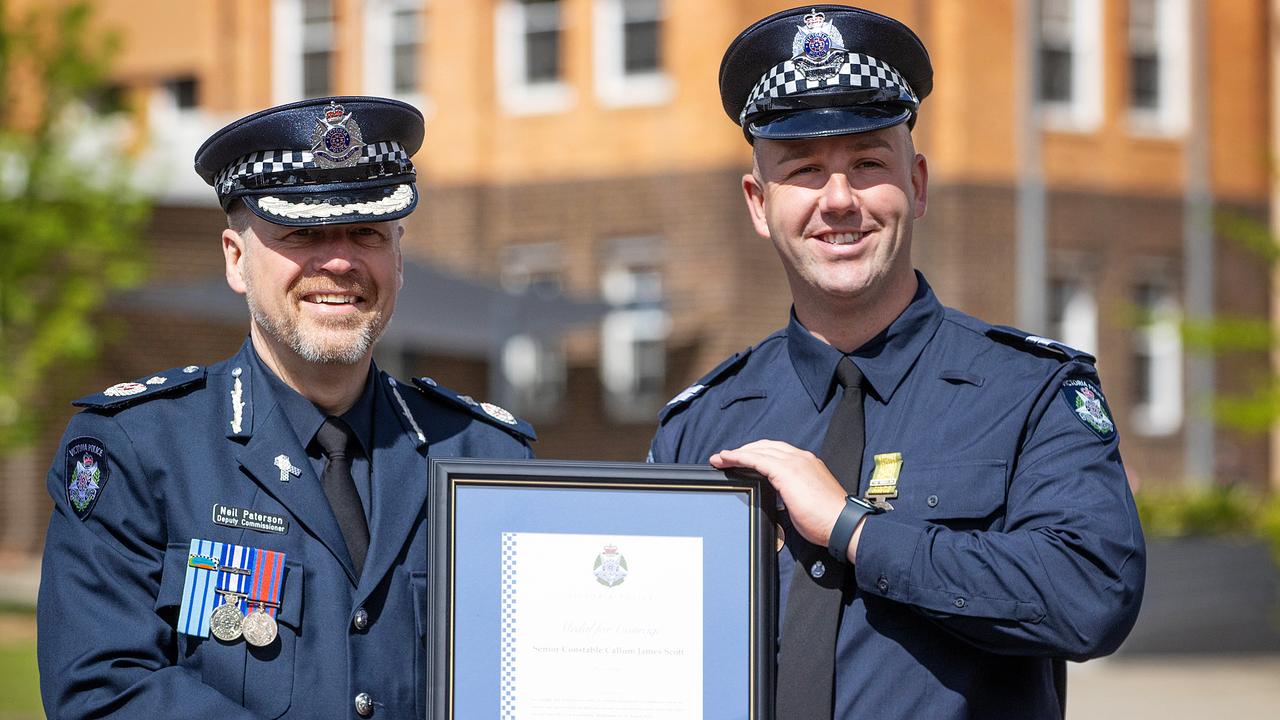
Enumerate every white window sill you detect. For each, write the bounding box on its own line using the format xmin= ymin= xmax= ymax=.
xmin=500 ymin=82 xmax=575 ymax=117
xmin=597 ymin=73 xmax=674 ymax=108
xmin=1038 ymin=103 xmax=1102 ymax=134
xmin=1126 ymin=109 xmax=1186 ymax=139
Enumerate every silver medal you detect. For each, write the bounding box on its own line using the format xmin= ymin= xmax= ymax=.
xmin=210 ymin=597 xmax=244 ymax=642
xmin=242 ymin=606 xmax=279 ymax=647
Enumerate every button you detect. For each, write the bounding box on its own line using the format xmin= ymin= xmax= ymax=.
xmin=876 ymin=577 xmax=889 ymax=592
xmin=927 ymin=494 xmax=939 ymax=507
xmin=954 ymin=597 xmax=966 ymax=609
xmin=355 ymin=692 xmax=374 ymax=717
xmin=810 ymin=561 xmax=826 ymax=579
xmin=353 ymin=608 xmax=369 ymax=631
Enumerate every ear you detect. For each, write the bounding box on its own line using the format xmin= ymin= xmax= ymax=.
xmin=911 ymin=152 xmax=929 ymax=219
xmin=223 ymin=228 xmax=248 ymax=295
xmin=742 ymin=173 xmax=771 ymax=240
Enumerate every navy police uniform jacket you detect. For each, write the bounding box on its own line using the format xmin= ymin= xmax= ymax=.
xmin=38 ymin=339 xmax=534 ymax=719
xmin=650 ymin=275 xmax=1145 ymax=719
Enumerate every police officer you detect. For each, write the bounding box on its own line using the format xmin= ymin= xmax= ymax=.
xmin=649 ymin=7 xmax=1144 ymax=718
xmin=37 ymin=96 xmax=535 ymax=718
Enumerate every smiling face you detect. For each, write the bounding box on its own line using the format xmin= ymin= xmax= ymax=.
xmin=743 ymin=124 xmax=927 ymax=320
xmin=223 ymin=212 xmax=404 ymax=367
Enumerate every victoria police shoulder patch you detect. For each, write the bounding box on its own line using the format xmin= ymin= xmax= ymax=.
xmin=1059 ymin=378 xmax=1116 ymax=440
xmin=65 ymin=436 xmax=109 ymax=520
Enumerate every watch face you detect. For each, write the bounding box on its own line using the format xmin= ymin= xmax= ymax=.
xmin=847 ymin=495 xmax=876 ymax=511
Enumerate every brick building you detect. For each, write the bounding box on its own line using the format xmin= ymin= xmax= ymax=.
xmin=0 ymin=0 xmax=1273 ymax=559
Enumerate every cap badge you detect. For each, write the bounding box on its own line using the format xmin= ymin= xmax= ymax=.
xmin=792 ymin=9 xmax=846 ymax=80
xmin=310 ymin=102 xmax=365 ymax=169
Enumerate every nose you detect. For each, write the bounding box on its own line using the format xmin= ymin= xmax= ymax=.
xmin=818 ymin=173 xmax=857 ymax=214
xmin=314 ymin=228 xmax=359 ymax=274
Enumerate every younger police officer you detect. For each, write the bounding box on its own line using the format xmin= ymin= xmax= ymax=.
xmin=38 ymin=97 xmax=534 ymax=719
xmin=649 ymin=7 xmax=1144 ymax=718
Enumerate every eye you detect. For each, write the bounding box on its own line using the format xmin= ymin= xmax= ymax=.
xmin=784 ymin=165 xmax=822 ymax=180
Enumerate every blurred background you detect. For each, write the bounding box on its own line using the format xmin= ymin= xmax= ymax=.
xmin=2 ymin=0 xmax=1279 ymax=717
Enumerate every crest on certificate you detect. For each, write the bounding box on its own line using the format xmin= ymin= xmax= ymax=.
xmin=593 ymin=544 xmax=629 ymax=588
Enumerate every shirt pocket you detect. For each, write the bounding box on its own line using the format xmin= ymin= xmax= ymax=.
xmin=890 ymin=460 xmax=1008 ymax=529
xmin=157 ymin=541 xmax=302 ymax=719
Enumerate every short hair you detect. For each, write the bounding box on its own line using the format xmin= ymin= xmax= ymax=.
xmin=225 ymin=200 xmax=253 ymax=234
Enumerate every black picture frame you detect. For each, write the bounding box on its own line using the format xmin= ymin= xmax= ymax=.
xmin=426 ymin=458 xmax=777 ymax=720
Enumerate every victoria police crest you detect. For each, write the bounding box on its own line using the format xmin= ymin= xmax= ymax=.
xmin=792 ymin=9 xmax=846 ymax=80
xmin=593 ymin=544 xmax=628 ymax=588
xmin=1060 ymin=378 xmax=1116 ymax=439
xmin=310 ymin=102 xmax=365 ymax=168
xmin=65 ymin=437 xmax=109 ymax=519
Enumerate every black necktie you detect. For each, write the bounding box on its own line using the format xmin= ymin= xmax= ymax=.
xmin=776 ymin=357 xmax=865 ymax=719
xmin=315 ymin=416 xmax=370 ymax=577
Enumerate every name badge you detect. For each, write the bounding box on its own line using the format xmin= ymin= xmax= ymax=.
xmin=212 ymin=503 xmax=290 ymax=535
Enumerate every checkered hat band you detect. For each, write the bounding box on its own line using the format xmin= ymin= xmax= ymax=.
xmin=740 ymin=53 xmax=917 ymax=124
xmin=214 ymin=141 xmax=411 ymax=194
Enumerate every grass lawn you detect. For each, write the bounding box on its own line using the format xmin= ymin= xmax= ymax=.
xmin=0 ymin=609 xmax=42 ymax=720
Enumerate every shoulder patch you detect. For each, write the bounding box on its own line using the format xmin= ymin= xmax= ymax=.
xmin=658 ymin=346 xmax=755 ymax=424
xmin=411 ymin=377 xmax=537 ymax=441
xmin=986 ymin=326 xmax=1096 ymax=363
xmin=64 ymin=436 xmax=109 ymax=520
xmin=73 ymin=366 xmax=207 ymax=410
xmin=1059 ymin=377 xmax=1116 ymax=440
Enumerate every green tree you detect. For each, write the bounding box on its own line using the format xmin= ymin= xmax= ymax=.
xmin=0 ymin=0 xmax=148 ymax=453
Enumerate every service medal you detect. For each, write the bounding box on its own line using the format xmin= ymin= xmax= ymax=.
xmin=242 ymin=605 xmax=279 ymax=647
xmin=210 ymin=596 xmax=245 ymax=642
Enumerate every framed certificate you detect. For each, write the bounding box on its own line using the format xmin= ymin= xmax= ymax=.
xmin=427 ymin=458 xmax=777 ymax=720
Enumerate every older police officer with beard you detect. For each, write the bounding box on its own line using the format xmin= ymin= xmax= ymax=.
xmin=38 ymin=97 xmax=534 ymax=719
xmin=649 ymin=7 xmax=1144 ymax=719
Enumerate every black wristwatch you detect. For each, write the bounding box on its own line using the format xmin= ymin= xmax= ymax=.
xmin=828 ymin=495 xmax=883 ymax=561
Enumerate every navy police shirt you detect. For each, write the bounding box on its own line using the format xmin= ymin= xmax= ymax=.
xmin=38 ymin=338 xmax=534 ymax=719
xmin=650 ymin=274 xmax=1145 ymax=719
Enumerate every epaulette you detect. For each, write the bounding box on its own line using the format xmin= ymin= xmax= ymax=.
xmin=72 ymin=365 xmax=208 ymax=410
xmin=411 ymin=376 xmax=537 ymax=441
xmin=986 ymin=326 xmax=1097 ymax=363
xmin=657 ymin=346 xmax=755 ymax=423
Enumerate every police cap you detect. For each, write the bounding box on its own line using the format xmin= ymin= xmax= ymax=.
xmin=194 ymin=96 xmax=424 ymax=226
xmin=720 ymin=5 xmax=932 ymax=142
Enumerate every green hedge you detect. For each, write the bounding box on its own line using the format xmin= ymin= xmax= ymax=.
xmin=1135 ymin=487 xmax=1280 ymax=562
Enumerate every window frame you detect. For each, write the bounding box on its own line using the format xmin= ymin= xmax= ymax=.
xmin=1036 ymin=0 xmax=1104 ymax=133
xmin=362 ymin=0 xmax=428 ymax=109
xmin=1125 ymin=0 xmax=1190 ymax=137
xmin=1130 ymin=281 xmax=1184 ymax=437
xmin=593 ymin=0 xmax=673 ymax=107
xmin=495 ymin=0 xmax=575 ymax=116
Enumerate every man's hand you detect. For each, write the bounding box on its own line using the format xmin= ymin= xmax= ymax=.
xmin=710 ymin=440 xmax=853 ymax=553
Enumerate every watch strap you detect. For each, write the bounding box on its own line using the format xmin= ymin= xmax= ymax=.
xmin=828 ymin=495 xmax=879 ymax=561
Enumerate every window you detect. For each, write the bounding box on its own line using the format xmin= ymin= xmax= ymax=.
xmin=272 ymin=0 xmax=335 ymax=102
xmin=1132 ymin=282 xmax=1183 ymax=436
xmin=496 ymin=0 xmax=574 ymax=114
xmin=165 ymin=77 xmax=199 ymax=110
xmin=500 ymin=244 xmax=567 ymax=419
xmin=1038 ymin=0 xmax=1074 ymax=104
xmin=1127 ymin=0 xmax=1189 ymax=135
xmin=594 ymin=0 xmax=671 ymax=106
xmin=364 ymin=0 xmax=426 ymax=102
xmin=1048 ymin=278 xmax=1098 ymax=355
xmin=599 ymin=238 xmax=667 ymax=422
xmin=302 ymin=0 xmax=335 ymax=98
xmin=1036 ymin=0 xmax=1102 ymax=131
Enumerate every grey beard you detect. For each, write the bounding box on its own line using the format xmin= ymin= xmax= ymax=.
xmin=245 ymin=287 xmax=387 ymax=366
